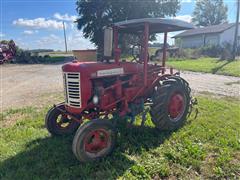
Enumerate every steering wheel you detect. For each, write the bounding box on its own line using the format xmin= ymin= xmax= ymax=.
xmin=131 ymin=44 xmax=150 ymax=63
xmin=131 ymin=44 xmax=141 ymax=62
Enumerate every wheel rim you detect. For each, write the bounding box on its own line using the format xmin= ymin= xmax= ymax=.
xmin=84 ymin=129 xmax=110 ymax=154
xmin=56 ymin=114 xmax=71 ymax=129
xmin=168 ymin=92 xmax=185 ymax=121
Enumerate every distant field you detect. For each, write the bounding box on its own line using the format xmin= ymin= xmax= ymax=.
xmin=40 ymin=56 xmax=68 ymax=63
xmin=35 ymin=52 xmax=73 ymax=64
xmin=39 ymin=51 xmax=73 ymax=57
xmin=167 ymin=58 xmax=240 ymax=77
xmin=0 ymin=96 xmax=239 ymax=179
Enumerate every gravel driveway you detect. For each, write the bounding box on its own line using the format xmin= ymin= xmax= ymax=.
xmin=181 ymin=71 xmax=240 ymax=97
xmin=1 ymin=63 xmax=239 ymax=111
xmin=1 ymin=64 xmax=63 ymax=111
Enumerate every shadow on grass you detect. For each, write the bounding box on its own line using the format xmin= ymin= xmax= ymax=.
xmin=0 ymin=122 xmax=173 ymax=179
xmin=211 ymin=60 xmax=231 ymax=74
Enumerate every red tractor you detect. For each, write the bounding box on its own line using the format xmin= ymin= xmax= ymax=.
xmin=45 ymin=18 xmax=195 ymax=162
xmin=0 ymin=40 xmax=17 ymax=64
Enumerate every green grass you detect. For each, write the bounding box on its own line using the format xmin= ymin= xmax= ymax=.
xmin=167 ymin=58 xmax=240 ymax=77
xmin=39 ymin=56 xmax=67 ymax=64
xmin=0 ymin=96 xmax=240 ymax=179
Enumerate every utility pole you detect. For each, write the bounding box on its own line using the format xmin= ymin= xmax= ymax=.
xmin=232 ymin=0 xmax=240 ymax=60
xmin=63 ymin=21 xmax=68 ymax=53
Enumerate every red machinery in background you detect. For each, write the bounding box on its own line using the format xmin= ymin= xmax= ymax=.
xmin=0 ymin=40 xmax=17 ymax=64
xmin=45 ymin=18 xmax=195 ymax=162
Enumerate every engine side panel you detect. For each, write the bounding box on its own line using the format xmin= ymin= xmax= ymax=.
xmin=62 ymin=61 xmax=159 ymax=114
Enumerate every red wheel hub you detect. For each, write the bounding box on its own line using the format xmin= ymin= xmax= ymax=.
xmin=84 ymin=129 xmax=109 ymax=153
xmin=168 ymin=92 xmax=185 ymax=119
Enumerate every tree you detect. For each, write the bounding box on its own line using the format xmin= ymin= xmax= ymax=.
xmin=192 ymin=0 xmax=228 ymax=27
xmin=76 ymin=0 xmax=180 ymax=52
xmin=0 ymin=40 xmax=9 ymax=44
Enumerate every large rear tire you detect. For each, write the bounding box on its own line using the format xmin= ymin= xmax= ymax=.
xmin=72 ymin=119 xmax=116 ymax=162
xmin=45 ymin=104 xmax=80 ymax=136
xmin=150 ymin=76 xmax=191 ymax=131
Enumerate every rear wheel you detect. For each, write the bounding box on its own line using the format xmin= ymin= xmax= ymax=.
xmin=72 ymin=119 xmax=116 ymax=162
xmin=150 ymin=76 xmax=191 ymax=130
xmin=45 ymin=104 xmax=80 ymax=136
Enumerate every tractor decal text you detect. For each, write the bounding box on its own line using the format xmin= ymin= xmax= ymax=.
xmin=97 ymin=68 xmax=124 ymax=77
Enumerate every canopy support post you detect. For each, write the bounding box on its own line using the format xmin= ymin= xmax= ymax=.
xmin=114 ymin=26 xmax=120 ymax=64
xmin=162 ymin=32 xmax=168 ymax=74
xmin=143 ymin=23 xmax=149 ymax=86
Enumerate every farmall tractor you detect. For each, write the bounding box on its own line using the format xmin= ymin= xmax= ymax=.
xmin=45 ymin=18 xmax=195 ymax=162
xmin=0 ymin=40 xmax=16 ymax=64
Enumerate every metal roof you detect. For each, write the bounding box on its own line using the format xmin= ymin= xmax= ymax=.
xmin=114 ymin=18 xmax=194 ymax=34
xmin=173 ymin=23 xmax=237 ymax=38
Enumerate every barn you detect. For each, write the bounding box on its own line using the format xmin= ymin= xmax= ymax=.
xmin=173 ymin=23 xmax=240 ymax=48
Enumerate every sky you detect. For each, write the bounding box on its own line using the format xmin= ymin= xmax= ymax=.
xmin=0 ymin=0 xmax=238 ymax=50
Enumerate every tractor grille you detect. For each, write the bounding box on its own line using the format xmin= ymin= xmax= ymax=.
xmin=63 ymin=72 xmax=81 ymax=108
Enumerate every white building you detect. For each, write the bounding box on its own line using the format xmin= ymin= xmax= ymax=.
xmin=173 ymin=23 xmax=240 ymax=48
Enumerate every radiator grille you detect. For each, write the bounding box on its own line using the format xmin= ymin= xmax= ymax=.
xmin=63 ymin=72 xmax=81 ymax=108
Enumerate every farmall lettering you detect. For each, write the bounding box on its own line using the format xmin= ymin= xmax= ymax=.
xmin=97 ymin=68 xmax=124 ymax=77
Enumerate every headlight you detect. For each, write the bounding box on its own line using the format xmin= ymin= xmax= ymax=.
xmin=93 ymin=95 xmax=99 ymax=104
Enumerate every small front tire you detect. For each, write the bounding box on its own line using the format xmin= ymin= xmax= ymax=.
xmin=45 ymin=104 xmax=80 ymax=136
xmin=72 ymin=119 xmax=116 ymax=162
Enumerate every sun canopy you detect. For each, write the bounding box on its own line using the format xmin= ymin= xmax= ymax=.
xmin=114 ymin=18 xmax=194 ymax=34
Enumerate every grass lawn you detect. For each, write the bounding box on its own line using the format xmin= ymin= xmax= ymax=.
xmin=40 ymin=56 xmax=67 ymax=64
xmin=0 ymin=96 xmax=239 ymax=179
xmin=167 ymin=58 xmax=240 ymax=77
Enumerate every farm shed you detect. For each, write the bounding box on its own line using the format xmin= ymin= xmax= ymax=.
xmin=173 ymin=23 xmax=240 ymax=48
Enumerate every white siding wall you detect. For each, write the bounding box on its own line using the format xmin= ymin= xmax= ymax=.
xmin=177 ymin=24 xmax=240 ymax=48
xmin=220 ymin=24 xmax=240 ymax=45
xmin=181 ymin=35 xmax=204 ymax=48
xmin=180 ymin=33 xmax=220 ymax=48
xmin=205 ymin=33 xmax=219 ymax=45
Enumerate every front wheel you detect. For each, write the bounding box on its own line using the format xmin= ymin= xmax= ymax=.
xmin=150 ymin=76 xmax=191 ymax=131
xmin=45 ymin=104 xmax=80 ymax=136
xmin=72 ymin=119 xmax=116 ymax=162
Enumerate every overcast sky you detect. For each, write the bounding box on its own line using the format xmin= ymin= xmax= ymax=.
xmin=0 ymin=0 xmax=237 ymax=50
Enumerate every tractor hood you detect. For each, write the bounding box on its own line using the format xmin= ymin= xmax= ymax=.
xmin=62 ymin=61 xmax=144 ymax=78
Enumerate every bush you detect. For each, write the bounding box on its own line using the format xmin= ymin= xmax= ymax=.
xmin=43 ymin=54 xmax=50 ymax=58
xmin=14 ymin=49 xmax=65 ymax=64
xmin=220 ymin=43 xmax=232 ymax=60
xmin=177 ymin=43 xmax=234 ymax=60
xmin=15 ymin=50 xmax=33 ymax=63
xmin=178 ymin=48 xmax=201 ymax=59
xmin=200 ymin=45 xmax=222 ymax=57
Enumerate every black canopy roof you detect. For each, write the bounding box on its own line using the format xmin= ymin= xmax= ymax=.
xmin=114 ymin=18 xmax=194 ymax=34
